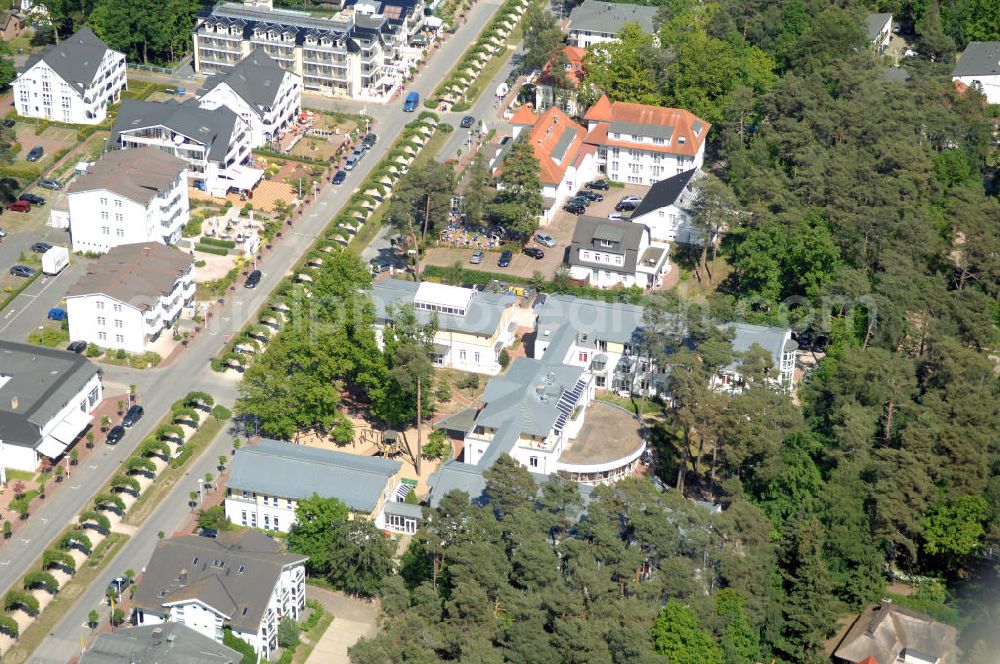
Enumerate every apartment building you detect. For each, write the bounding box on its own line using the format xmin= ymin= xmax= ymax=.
xmin=65 ymin=244 xmax=195 ymax=354
xmin=132 ymin=531 xmax=307 ymax=661
xmin=80 ymin=624 xmax=242 ymax=664
xmin=112 ymin=100 xmax=259 ymax=198
xmin=193 ymin=0 xmax=424 ymax=102
xmin=628 ymin=168 xmax=709 ymax=245
xmin=567 ymin=216 xmax=670 ymax=289
xmin=952 ymin=41 xmax=1000 ymax=104
xmin=196 ymin=48 xmax=301 ymax=148
xmin=13 ymin=27 xmax=126 ymax=124
xmin=566 ymin=0 xmax=656 ymax=48
xmin=0 ymin=341 xmax=103 ymax=472
xmin=370 ymin=280 xmax=519 ymax=375
xmin=582 ymin=95 xmax=709 ymax=184
xmin=65 ymin=147 xmax=189 ymax=254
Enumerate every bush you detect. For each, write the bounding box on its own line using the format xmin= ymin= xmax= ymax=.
xmin=23 ymin=570 xmax=59 ymax=593
xmin=85 ymin=344 xmax=102 ymax=357
xmin=0 ymin=614 xmax=18 ymax=638
xmin=195 ymin=244 xmax=229 ymax=256
xmin=211 ymin=404 xmax=232 ymax=420
xmin=498 ymin=348 xmax=511 ymax=369
xmin=438 ymin=122 xmax=454 ymax=133
xmin=224 ymin=628 xmax=259 ymax=664
xmin=278 ymin=616 xmax=300 ymax=648
xmin=422 ymin=429 xmax=450 ymax=460
xmin=5 ymin=590 xmax=40 ymax=615
xmin=115 ymin=348 xmax=127 ymax=360
xmin=194 ymin=259 xmax=207 ymax=268
xmin=43 ymin=549 xmax=76 ymax=573
xmin=200 ymin=236 xmax=237 ymax=249
xmin=182 ymin=217 xmax=204 ymax=237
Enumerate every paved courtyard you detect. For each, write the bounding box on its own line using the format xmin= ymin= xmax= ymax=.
xmin=305 ymin=585 xmax=380 ymax=664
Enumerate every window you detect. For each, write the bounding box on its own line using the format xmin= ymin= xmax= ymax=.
xmin=459 ymin=349 xmax=466 ymax=361
xmin=599 ymin=239 xmax=613 ymax=248
xmin=473 ymin=351 xmax=480 ymax=364
xmin=241 ymin=511 xmax=247 ymax=525
xmin=115 ymin=213 xmax=123 ymax=223
xmin=100 ymin=197 xmax=108 ymax=206
xmin=61 ymin=96 xmax=70 ymax=109
xmin=113 ymin=303 xmax=121 ymax=312
xmin=263 ymin=495 xmax=269 ymax=505
xmin=101 ymin=211 xmax=109 ymax=220
xmin=529 ymin=456 xmax=539 ymax=468
xmin=114 ymin=199 xmax=122 ymax=208
xmin=101 ymin=226 xmax=110 ymax=235
xmin=115 ymin=334 xmax=124 ymax=343
xmin=97 ymin=316 xmax=106 ymax=326
xmin=264 ymin=515 xmax=270 ymax=528
xmin=273 ymin=517 xmax=279 ymax=530
xmin=242 ymin=490 xmax=248 ymax=498
xmin=97 ymin=301 xmax=105 ymax=310
xmin=98 ymin=331 xmax=107 ymax=340
xmin=579 ymin=352 xmax=588 ymax=362
xmin=251 ymin=513 xmax=257 ymax=527
xmin=114 ymin=319 xmax=123 ymax=328
xmin=630 ymin=163 xmax=641 ymax=174
xmin=116 ymin=228 xmax=124 ymax=237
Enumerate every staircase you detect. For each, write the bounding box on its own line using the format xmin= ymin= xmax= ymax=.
xmin=553 ymin=378 xmax=587 ymax=434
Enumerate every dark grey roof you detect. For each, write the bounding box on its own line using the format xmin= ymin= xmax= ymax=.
xmin=383 ymin=500 xmax=424 ymax=519
xmin=68 ymin=147 xmax=187 ymax=205
xmin=112 ymin=100 xmax=240 ymax=163
xmin=20 ymin=27 xmax=116 ymax=94
xmin=569 ymin=216 xmax=648 ymax=274
xmin=370 ymin=279 xmax=516 ymax=336
xmin=834 ymin=601 xmax=957 ymax=664
xmin=199 ymin=47 xmax=293 ymax=111
xmin=567 ymin=0 xmax=657 ymax=35
xmin=630 ymin=168 xmax=699 ymax=218
xmin=864 ymin=13 xmax=892 ymax=42
xmin=428 ymin=460 xmax=595 ymax=507
xmin=609 ymin=120 xmax=673 ymax=141
xmin=952 ymin=41 xmax=1000 ymax=77
xmin=229 ymin=438 xmax=401 ymax=513
xmin=550 ymin=125 xmax=578 ymax=163
xmin=132 ymin=531 xmax=306 ymax=634
xmin=0 ymin=341 xmax=99 ymax=449
xmin=80 ymin=623 xmax=240 ymax=664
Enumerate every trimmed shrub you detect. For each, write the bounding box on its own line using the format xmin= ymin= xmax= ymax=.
xmin=200 ymin=237 xmax=237 ymax=249
xmin=0 ymin=613 xmax=19 ymax=638
xmin=43 ymin=549 xmax=76 ymax=574
xmin=195 ymin=244 xmax=229 ymax=256
xmin=5 ymin=590 xmax=40 ymax=615
xmin=79 ymin=511 xmax=111 ymax=535
xmin=24 ymin=570 xmax=59 ymax=594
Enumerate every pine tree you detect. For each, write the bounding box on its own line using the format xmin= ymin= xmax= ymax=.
xmin=778 ymin=514 xmax=837 ymax=663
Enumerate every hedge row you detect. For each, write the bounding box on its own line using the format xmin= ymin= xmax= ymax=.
xmin=200 ymin=237 xmax=237 ymax=249
xmin=195 ymin=244 xmax=229 ymax=256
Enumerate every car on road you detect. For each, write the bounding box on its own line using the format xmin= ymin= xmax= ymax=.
xmin=107 ymin=576 xmax=131 ymax=594
xmin=564 ymin=202 xmax=586 ymax=214
xmin=331 ymin=170 xmax=346 ymax=185
xmin=31 ymin=241 xmax=53 ymax=253
xmin=9 ymin=265 xmax=35 ymax=278
xmin=38 ymin=178 xmax=63 ymax=190
xmin=106 ymin=425 xmax=125 ymax=445
xmin=344 ymin=149 xmax=364 ymax=170
xmin=244 ymin=269 xmax=262 ymax=288
xmin=460 ymin=115 xmax=475 ymax=129
xmin=19 ymin=193 xmax=45 ymax=205
xmin=524 ymin=247 xmax=544 ymax=259
xmin=26 ymin=146 xmax=44 ymax=162
xmin=586 ymin=179 xmax=610 ymax=190
xmin=498 ymin=250 xmax=512 ymax=267
xmin=578 ymin=189 xmax=603 ymax=202
xmin=362 ymin=133 xmax=378 ymax=148
xmin=122 ymin=404 xmax=144 ymax=428
xmin=66 ymin=341 xmax=88 ymax=354
xmin=470 ymin=250 xmax=484 ymax=264
xmin=7 ymin=200 xmax=31 ymax=213
xmin=403 ymin=91 xmax=420 ymax=112
xmin=535 ymin=233 xmax=556 ymax=247
xmin=47 ymin=307 xmax=67 ymax=321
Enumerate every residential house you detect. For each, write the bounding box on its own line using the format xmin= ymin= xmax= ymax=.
xmin=566 ymin=0 xmax=657 ymax=48
xmin=370 ymin=279 xmax=519 ymax=375
xmin=65 ymin=243 xmax=195 ymax=354
xmin=582 ymin=95 xmax=710 ymax=184
xmin=952 ymin=41 xmax=1000 ymax=104
xmin=0 ymin=12 xmax=25 ymax=41
xmin=79 ymin=624 xmax=241 ymax=664
xmin=507 ymin=105 xmax=599 ymax=218
xmin=834 ymin=600 xmax=958 ymax=664
xmin=534 ymin=45 xmax=586 ymax=117
xmin=13 ymin=27 xmax=127 ymax=124
xmin=225 ymin=438 xmax=414 ymax=534
xmin=0 ymin=341 xmax=103 ymax=472
xmin=628 ymin=168 xmax=711 ymax=245
xmin=196 ymin=48 xmax=301 ymax=148
xmin=131 ymin=530 xmax=307 ymax=661
xmin=64 ymin=147 xmax=189 ymax=254
xmin=567 ymin=216 xmax=670 ymax=289
xmin=112 ymin=100 xmax=260 ymax=198
xmin=865 ymin=13 xmax=892 ymax=52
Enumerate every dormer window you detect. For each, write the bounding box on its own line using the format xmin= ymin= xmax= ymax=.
xmin=678 ymin=136 xmax=686 ymax=144
xmin=599 ymin=239 xmax=614 ymax=248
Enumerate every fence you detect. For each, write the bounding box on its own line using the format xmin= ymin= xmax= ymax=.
xmin=127 ymin=58 xmax=190 ymax=76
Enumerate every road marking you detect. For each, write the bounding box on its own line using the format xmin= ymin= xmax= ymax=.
xmin=40 ymin=518 xmax=47 ymax=524
xmin=0 ymin=560 xmax=10 ymax=566
xmin=88 ymin=464 xmax=97 ymax=470
xmin=0 ymin=265 xmax=71 ymax=334
xmin=70 ymin=485 xmax=80 ymax=489
xmin=20 ymin=538 xmax=30 ymax=544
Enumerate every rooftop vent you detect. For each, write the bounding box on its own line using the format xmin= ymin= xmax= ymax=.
xmin=10 ymin=396 xmax=17 ymax=410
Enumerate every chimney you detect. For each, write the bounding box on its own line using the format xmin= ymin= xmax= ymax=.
xmin=143 ymin=246 xmax=151 ymax=257
xmin=10 ymin=395 xmax=17 ymax=410
xmin=179 ymin=568 xmax=187 ymax=585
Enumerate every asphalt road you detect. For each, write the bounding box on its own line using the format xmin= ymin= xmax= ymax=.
xmin=11 ymin=1 xmax=508 ymax=661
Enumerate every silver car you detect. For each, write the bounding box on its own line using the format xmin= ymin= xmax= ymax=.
xmin=470 ymin=250 xmax=485 ymax=264
xmin=534 ymin=233 xmax=556 ymax=248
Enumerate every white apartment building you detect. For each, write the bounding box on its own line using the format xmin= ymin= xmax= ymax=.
xmin=65 ymin=244 xmax=195 ymax=354
xmin=196 ymin=48 xmax=301 ymax=148
xmin=370 ymin=280 xmax=519 ymax=375
xmin=112 ymin=100 xmax=260 ymax=198
xmin=567 ymin=216 xmax=670 ymax=289
xmin=0 ymin=341 xmax=103 ymax=472
xmin=582 ymin=95 xmax=709 ymax=184
xmin=13 ymin=27 xmax=126 ymax=124
xmin=131 ymin=531 xmax=307 ymax=661
xmin=65 ymin=147 xmax=189 ymax=254
xmin=952 ymin=41 xmax=1000 ymax=104
xmin=628 ymin=168 xmax=710 ymax=245
xmin=566 ymin=0 xmax=657 ymax=48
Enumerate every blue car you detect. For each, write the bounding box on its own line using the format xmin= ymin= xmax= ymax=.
xmin=403 ymin=91 xmax=419 ymax=112
xmin=331 ymin=170 xmax=346 ymax=185
xmin=48 ymin=307 xmax=66 ymax=321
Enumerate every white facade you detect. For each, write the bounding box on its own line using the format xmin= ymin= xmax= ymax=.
xmin=196 ymin=64 xmax=301 ymax=148
xmin=568 ymin=221 xmax=671 ymax=289
xmin=67 ymin=179 xmax=189 ymax=254
xmin=598 ymin=138 xmax=704 ymax=185
xmin=952 ymin=42 xmax=1000 ymax=104
xmin=13 ymin=31 xmax=125 ymax=124
xmin=628 ymin=169 xmax=711 ymax=245
xmin=954 ymin=73 xmax=1000 ymax=103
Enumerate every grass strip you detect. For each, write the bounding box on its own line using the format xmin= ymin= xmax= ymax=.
xmin=0 ymin=271 xmax=40 ymax=314
xmin=291 ymin=610 xmax=335 ymax=664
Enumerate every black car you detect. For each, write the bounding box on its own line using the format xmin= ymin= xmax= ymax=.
xmin=564 ymin=203 xmax=586 ymax=214
xmin=362 ymin=133 xmax=378 ymax=148
xmin=31 ymin=241 xmax=52 ymax=253
xmin=460 ymin=115 xmax=475 ymax=129
xmin=2 ymin=119 xmax=15 ymax=128
xmin=9 ymin=265 xmax=35 ymax=278
xmin=66 ymin=341 xmax=88 ymax=354
xmin=244 ymin=269 xmax=262 ymax=288
xmin=615 ymin=201 xmax=638 ymax=212
xmin=122 ymin=404 xmax=144 ymax=428
xmin=331 ymin=170 xmax=346 ymax=185
xmin=578 ymin=190 xmax=603 ymax=202
xmin=586 ymin=179 xmax=610 ymax=190
xmin=106 ymin=425 xmax=125 ymax=445
xmin=498 ymin=250 xmax=512 ymax=267
xmin=38 ymin=179 xmax=62 ymax=190
xmin=20 ymin=193 xmax=45 ymax=206
xmin=524 ymin=247 xmax=544 ymax=259
xmin=26 ymin=146 xmax=44 ymax=162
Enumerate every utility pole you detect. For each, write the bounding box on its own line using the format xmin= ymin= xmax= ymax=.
xmin=415 ymin=376 xmax=422 ymax=476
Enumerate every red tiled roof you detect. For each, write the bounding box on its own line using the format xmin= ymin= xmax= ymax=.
xmin=537 ymin=45 xmax=587 ymax=89
xmin=583 ymin=94 xmax=613 ymax=122
xmin=510 ymin=105 xmax=538 ymax=125
xmin=525 ymin=107 xmax=588 ymax=186
xmin=582 ymin=95 xmax=710 ymax=157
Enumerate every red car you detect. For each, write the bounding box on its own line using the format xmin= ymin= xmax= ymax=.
xmin=7 ymin=200 xmax=30 ymax=213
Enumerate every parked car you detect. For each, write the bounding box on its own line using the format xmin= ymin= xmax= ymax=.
xmin=26 ymin=146 xmax=44 ymax=162
xmin=498 ymin=250 xmax=512 ymax=267
xmin=607 ymin=212 xmax=624 ymax=220
xmin=38 ymin=178 xmax=63 ymax=190
xmin=620 ymin=195 xmax=642 ymax=204
xmin=2 ymin=119 xmax=15 ymax=128
xmin=564 ymin=202 xmax=586 ymax=214
xmin=470 ymin=250 xmax=485 ymax=264
xmin=31 ymin=241 xmax=52 ymax=253
xmin=524 ymin=247 xmax=544 ymax=259
xmin=107 ymin=576 xmax=132 ymax=594
xmin=362 ymin=133 xmax=378 ymax=148
xmin=578 ymin=190 xmax=603 ymax=202
xmin=615 ymin=200 xmax=638 ymax=212
xmin=66 ymin=341 xmax=88 ymax=354
xmin=9 ymin=265 xmax=35 ymax=277
xmin=244 ymin=269 xmax=262 ymax=288
xmin=0 ymin=228 xmax=6 ymax=239
xmin=20 ymin=193 xmax=45 ymax=206
xmin=122 ymin=404 xmax=144 ymax=428
xmin=7 ymin=200 xmax=31 ymax=213
xmin=460 ymin=115 xmax=475 ymax=129
xmin=47 ymin=307 xmax=66 ymax=321
xmin=331 ymin=170 xmax=346 ymax=185
xmin=403 ymin=91 xmax=420 ymax=112
xmin=569 ymin=196 xmax=591 ymax=207
xmin=344 ymin=149 xmax=364 ymax=171
xmin=106 ymin=425 xmax=125 ymax=445
xmin=586 ymin=179 xmax=610 ymax=190
xmin=535 ymin=233 xmax=556 ymax=247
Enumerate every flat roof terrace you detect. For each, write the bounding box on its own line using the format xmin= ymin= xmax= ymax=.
xmin=558 ymin=400 xmax=644 ymax=470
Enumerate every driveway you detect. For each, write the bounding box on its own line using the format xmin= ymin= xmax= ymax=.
xmin=304 ymin=585 xmax=379 ymax=664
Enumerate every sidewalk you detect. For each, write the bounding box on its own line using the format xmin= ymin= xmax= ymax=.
xmin=304 ymin=585 xmax=379 ymax=664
